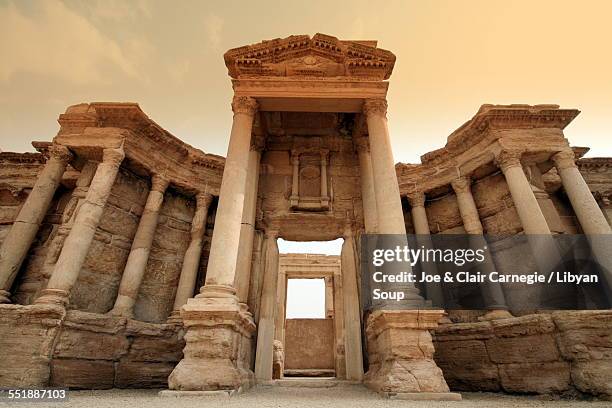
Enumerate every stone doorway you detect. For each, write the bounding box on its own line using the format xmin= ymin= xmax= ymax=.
xmin=274 ymin=240 xmax=346 ymax=379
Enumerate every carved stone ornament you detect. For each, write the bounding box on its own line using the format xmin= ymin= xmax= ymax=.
xmin=363 ymin=99 xmax=388 ymax=118
xmin=407 ymin=192 xmax=426 ymax=208
xmin=552 ymin=149 xmax=577 ymax=170
xmin=102 ymin=147 xmax=125 ymax=167
xmin=48 ymin=144 xmax=73 ymax=163
xmin=451 ymin=176 xmax=472 ymax=194
xmin=495 ymin=150 xmax=523 ymax=172
xmin=224 ymin=33 xmax=396 ymax=80
xmin=231 ymin=96 xmax=258 ymax=116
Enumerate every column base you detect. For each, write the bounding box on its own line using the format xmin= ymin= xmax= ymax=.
xmin=364 ymin=310 xmax=453 ymax=395
xmin=0 ymin=289 xmax=11 ymax=304
xmin=34 ymin=288 xmax=70 ymax=307
xmin=168 ymin=291 xmax=256 ymax=392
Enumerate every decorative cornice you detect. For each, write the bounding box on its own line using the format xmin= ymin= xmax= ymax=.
xmin=363 ymin=98 xmax=387 ymax=118
xmin=231 ymin=96 xmax=258 ymax=116
xmin=224 ymin=33 xmax=395 ymax=80
xmin=577 ymin=157 xmax=612 ymax=170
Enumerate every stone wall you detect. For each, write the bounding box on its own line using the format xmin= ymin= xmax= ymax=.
xmin=284 ymin=318 xmax=335 ymax=371
xmin=433 ymin=311 xmax=612 ymax=399
xmin=0 ymin=305 xmax=184 ymax=389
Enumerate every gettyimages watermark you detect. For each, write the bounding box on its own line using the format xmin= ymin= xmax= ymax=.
xmin=361 ymin=234 xmax=612 ymax=312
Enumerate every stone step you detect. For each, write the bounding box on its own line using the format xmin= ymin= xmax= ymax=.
xmin=272 ymin=377 xmax=361 ymax=388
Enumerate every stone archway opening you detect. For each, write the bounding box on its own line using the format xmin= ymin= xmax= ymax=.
xmin=275 ymin=239 xmax=344 ymax=379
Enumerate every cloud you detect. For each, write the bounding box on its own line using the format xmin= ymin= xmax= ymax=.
xmin=0 ymin=0 xmax=140 ymax=84
xmin=204 ymin=13 xmax=224 ymax=51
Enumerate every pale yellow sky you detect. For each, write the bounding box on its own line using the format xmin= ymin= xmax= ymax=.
xmin=1 ymin=0 xmax=611 ymax=163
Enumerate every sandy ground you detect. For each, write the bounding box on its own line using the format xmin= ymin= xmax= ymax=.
xmin=5 ymin=386 xmax=610 ymax=408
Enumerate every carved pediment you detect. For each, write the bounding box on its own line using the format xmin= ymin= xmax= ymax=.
xmin=224 ymin=33 xmax=395 ymax=80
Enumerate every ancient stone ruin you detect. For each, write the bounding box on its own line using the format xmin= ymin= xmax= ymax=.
xmin=0 ymin=33 xmax=610 ymax=400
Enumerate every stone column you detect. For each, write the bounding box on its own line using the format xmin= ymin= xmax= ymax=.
xmin=0 ymin=144 xmax=73 ymax=304
xmin=168 ymin=192 xmax=213 ymax=321
xmin=235 ymin=143 xmax=262 ymax=306
xmin=451 ymin=176 xmax=512 ymax=320
xmin=168 ymin=96 xmax=258 ymax=392
xmin=324 ymin=276 xmax=334 ymax=318
xmin=35 ymin=147 xmax=124 ymax=306
xmin=201 ymin=96 xmax=258 ymax=296
xmin=496 ymin=150 xmax=561 ymax=307
xmin=553 ymin=150 xmax=611 ymax=235
xmin=356 ymin=137 xmax=378 ymax=233
xmin=406 ymin=192 xmax=445 ymax=308
xmin=496 ymin=150 xmax=552 ymax=235
xmin=290 ymin=151 xmax=299 ymax=207
xmin=320 ymin=150 xmax=329 ymax=207
xmin=341 ymin=227 xmax=364 ymax=381
xmin=110 ymin=174 xmax=169 ymax=317
xmin=255 ymin=230 xmax=280 ymax=382
xmin=363 ymin=98 xmax=424 ymax=306
xmin=552 ymin=150 xmax=612 ymax=297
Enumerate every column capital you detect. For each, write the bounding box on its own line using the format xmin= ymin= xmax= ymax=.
xmin=363 ymin=98 xmax=388 ymax=118
xmin=196 ymin=192 xmax=214 ymax=208
xmin=102 ymin=147 xmax=125 ymax=167
xmin=290 ymin=150 xmax=300 ymax=164
xmin=495 ymin=150 xmax=523 ymax=172
xmin=407 ymin=192 xmax=426 ymax=208
xmin=552 ymin=149 xmax=577 ymax=170
xmin=231 ymin=96 xmax=258 ymax=117
xmin=451 ymin=176 xmax=472 ymax=194
xmin=150 ymin=174 xmax=170 ymax=193
xmin=48 ymin=144 xmax=73 ymax=163
xmin=264 ymin=229 xmax=279 ymax=239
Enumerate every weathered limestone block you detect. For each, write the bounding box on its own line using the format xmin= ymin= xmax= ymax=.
xmin=128 ymin=336 xmax=184 ymax=363
xmin=53 ymin=329 xmax=129 ymax=361
xmin=0 ymin=304 xmax=64 ymax=387
xmin=50 ymin=359 xmax=114 ymax=389
xmin=364 ymin=310 xmax=453 ymax=396
xmin=499 ymin=361 xmax=571 ymax=394
xmin=486 ymin=334 xmax=560 ymax=364
xmin=571 ymin=360 xmax=612 ymax=399
xmin=115 ymin=361 xmax=175 ymax=388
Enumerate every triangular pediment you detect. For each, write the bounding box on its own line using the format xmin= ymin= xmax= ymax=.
xmin=224 ymin=33 xmax=395 ymax=80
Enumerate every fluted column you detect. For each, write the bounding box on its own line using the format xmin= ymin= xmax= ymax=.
xmin=364 ymin=98 xmax=424 ymax=306
xmin=0 ymin=144 xmax=73 ymax=303
xmin=254 ymin=230 xmax=280 ymax=381
xmin=407 ymin=192 xmax=445 ymax=308
xmin=451 ymin=176 xmax=511 ymax=319
xmin=235 ymin=140 xmax=262 ymax=305
xmin=199 ymin=96 xmax=258 ymax=298
xmin=111 ymin=174 xmax=169 ymax=316
xmin=356 ymin=137 xmax=378 ymax=233
xmin=552 ymin=150 xmax=612 ymax=298
xmin=169 ymin=192 xmax=213 ymax=319
xmin=342 ymin=227 xmax=364 ymax=381
xmin=35 ymin=146 xmax=124 ymax=306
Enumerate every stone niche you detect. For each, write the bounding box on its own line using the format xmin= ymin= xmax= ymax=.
xmin=290 ymin=149 xmax=330 ymax=211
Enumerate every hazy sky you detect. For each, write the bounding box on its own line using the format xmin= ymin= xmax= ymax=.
xmin=1 ymin=0 xmax=611 ymax=163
